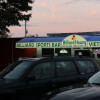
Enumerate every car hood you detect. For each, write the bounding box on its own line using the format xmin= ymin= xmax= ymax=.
xmin=50 ymin=87 xmax=100 ymax=100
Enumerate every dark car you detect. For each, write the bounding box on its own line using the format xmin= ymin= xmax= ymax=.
xmin=47 ymin=87 xmax=100 ymax=100
xmin=0 ymin=56 xmax=99 ymax=99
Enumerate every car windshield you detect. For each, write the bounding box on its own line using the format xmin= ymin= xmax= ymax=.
xmin=88 ymin=71 xmax=100 ymax=84
xmin=0 ymin=60 xmax=33 ymax=80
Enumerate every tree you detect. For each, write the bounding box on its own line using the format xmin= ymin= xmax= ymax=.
xmin=0 ymin=0 xmax=33 ymax=35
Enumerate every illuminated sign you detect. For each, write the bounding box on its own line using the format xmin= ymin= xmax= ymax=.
xmin=60 ymin=49 xmax=68 ymax=53
xmin=96 ymin=49 xmax=100 ymax=54
xmin=62 ymin=35 xmax=87 ymax=48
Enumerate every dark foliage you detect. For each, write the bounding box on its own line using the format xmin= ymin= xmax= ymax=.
xmin=0 ymin=0 xmax=33 ymax=35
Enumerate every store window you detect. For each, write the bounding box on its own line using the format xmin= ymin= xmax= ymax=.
xmin=42 ymin=48 xmax=54 ymax=56
xmin=75 ymin=50 xmax=91 ymax=57
xmin=96 ymin=49 xmax=100 ymax=59
xmin=97 ymin=54 xmax=100 ymax=58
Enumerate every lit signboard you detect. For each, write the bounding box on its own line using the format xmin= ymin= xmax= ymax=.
xmin=60 ymin=49 xmax=68 ymax=53
xmin=62 ymin=35 xmax=87 ymax=48
xmin=96 ymin=49 xmax=100 ymax=54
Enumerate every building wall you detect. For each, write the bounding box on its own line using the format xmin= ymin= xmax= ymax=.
xmin=0 ymin=38 xmax=36 ymax=70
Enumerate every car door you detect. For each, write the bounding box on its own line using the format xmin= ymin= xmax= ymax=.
xmin=55 ymin=60 xmax=80 ymax=90
xmin=20 ymin=61 xmax=56 ymax=96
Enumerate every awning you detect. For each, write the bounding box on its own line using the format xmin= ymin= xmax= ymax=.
xmin=17 ymin=35 xmax=100 ymax=43
xmin=83 ymin=35 xmax=100 ymax=41
xmin=17 ymin=37 xmax=65 ymax=43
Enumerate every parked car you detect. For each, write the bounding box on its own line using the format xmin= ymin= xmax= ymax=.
xmin=47 ymin=87 xmax=100 ymax=100
xmin=0 ymin=56 xmax=99 ymax=99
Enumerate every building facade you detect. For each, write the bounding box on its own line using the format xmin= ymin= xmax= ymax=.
xmin=16 ymin=35 xmax=100 ymax=60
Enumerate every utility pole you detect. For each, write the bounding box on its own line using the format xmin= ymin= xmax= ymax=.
xmin=25 ymin=20 xmax=27 ymax=37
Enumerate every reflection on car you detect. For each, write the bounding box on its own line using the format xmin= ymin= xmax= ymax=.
xmin=0 ymin=56 xmax=99 ymax=99
xmin=48 ymin=87 xmax=100 ymax=100
xmin=88 ymin=71 xmax=100 ymax=86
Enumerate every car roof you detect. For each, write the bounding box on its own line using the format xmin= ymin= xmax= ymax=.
xmin=18 ymin=56 xmax=92 ymax=62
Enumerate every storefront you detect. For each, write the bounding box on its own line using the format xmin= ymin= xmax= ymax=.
xmin=16 ymin=35 xmax=100 ymax=59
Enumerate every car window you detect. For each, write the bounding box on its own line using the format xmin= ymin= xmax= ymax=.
xmin=77 ymin=60 xmax=95 ymax=73
xmin=56 ymin=61 xmax=78 ymax=77
xmin=4 ymin=61 xmax=33 ymax=80
xmin=28 ymin=62 xmax=55 ymax=79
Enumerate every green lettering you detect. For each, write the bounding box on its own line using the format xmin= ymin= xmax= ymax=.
xmin=16 ymin=43 xmax=21 ymax=48
xmin=47 ymin=43 xmax=50 ymax=47
xmin=52 ymin=43 xmax=54 ymax=47
xmin=89 ymin=42 xmax=94 ymax=47
xmin=44 ymin=43 xmax=47 ymax=47
xmin=37 ymin=43 xmax=41 ymax=47
xmin=31 ymin=43 xmax=34 ymax=47
xmin=58 ymin=43 xmax=61 ymax=47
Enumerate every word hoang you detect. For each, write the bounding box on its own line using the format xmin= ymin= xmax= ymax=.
xmin=63 ymin=40 xmax=87 ymax=45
